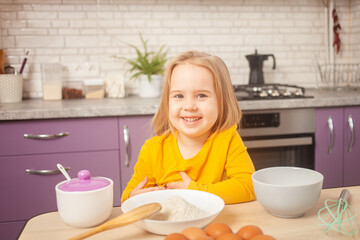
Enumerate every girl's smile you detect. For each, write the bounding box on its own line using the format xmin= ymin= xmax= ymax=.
xmin=169 ymin=63 xmax=219 ymax=144
xmin=182 ymin=117 xmax=201 ymax=122
xmin=181 ymin=116 xmax=201 ymax=127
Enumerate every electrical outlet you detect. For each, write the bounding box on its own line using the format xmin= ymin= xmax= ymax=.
xmin=62 ymin=63 xmax=100 ymax=79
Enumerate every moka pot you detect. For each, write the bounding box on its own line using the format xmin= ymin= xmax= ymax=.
xmin=246 ymin=49 xmax=276 ymax=85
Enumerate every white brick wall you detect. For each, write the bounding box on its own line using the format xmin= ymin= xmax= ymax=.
xmin=0 ymin=0 xmax=359 ymax=98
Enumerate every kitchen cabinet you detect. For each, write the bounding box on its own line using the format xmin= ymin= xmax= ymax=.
xmin=0 ymin=117 xmax=119 ymax=156
xmin=0 ymin=151 xmax=120 ymax=222
xmin=315 ymin=106 xmax=360 ymax=188
xmin=0 ymin=115 xmax=154 ymax=239
xmin=0 ymin=151 xmax=120 ymax=239
xmin=343 ymin=107 xmax=360 ymax=186
xmin=118 ymin=115 xmax=153 ymax=192
xmin=0 ymin=117 xmax=120 ymax=240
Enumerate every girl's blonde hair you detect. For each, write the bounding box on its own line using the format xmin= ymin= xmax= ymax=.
xmin=153 ymin=50 xmax=242 ymax=136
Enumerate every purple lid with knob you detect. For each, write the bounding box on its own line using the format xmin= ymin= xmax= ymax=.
xmin=58 ymin=170 xmax=111 ymax=192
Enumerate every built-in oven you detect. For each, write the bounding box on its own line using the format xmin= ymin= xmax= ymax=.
xmin=239 ymin=108 xmax=315 ymax=170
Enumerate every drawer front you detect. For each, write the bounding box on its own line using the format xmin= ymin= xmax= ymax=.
xmin=0 ymin=117 xmax=118 ymax=156
xmin=0 ymin=151 xmax=120 ymax=221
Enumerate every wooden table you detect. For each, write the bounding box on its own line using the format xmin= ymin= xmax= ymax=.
xmin=19 ymin=186 xmax=360 ymax=240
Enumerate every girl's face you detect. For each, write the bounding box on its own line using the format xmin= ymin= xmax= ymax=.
xmin=169 ymin=63 xmax=219 ymax=141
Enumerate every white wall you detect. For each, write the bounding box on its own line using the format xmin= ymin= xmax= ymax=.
xmin=353 ymin=0 xmax=360 ymax=58
xmin=0 ymin=0 xmax=359 ymax=98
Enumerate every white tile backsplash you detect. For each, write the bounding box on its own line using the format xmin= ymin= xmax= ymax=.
xmin=0 ymin=0 xmax=359 ymax=98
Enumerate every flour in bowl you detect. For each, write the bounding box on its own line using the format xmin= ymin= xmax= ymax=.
xmin=150 ymin=195 xmax=210 ymax=221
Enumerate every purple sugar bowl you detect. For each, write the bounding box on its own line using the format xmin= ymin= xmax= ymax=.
xmin=55 ymin=170 xmax=113 ymax=228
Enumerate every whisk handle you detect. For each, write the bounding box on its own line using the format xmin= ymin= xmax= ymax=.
xmin=339 ymin=189 xmax=350 ymax=203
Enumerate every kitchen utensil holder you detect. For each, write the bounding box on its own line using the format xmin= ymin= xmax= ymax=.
xmin=0 ymin=74 xmax=23 ymax=103
xmin=317 ymin=63 xmax=360 ymax=89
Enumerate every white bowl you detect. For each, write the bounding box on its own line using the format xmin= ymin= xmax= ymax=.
xmin=252 ymin=167 xmax=323 ymax=218
xmin=121 ymin=189 xmax=224 ymax=235
xmin=55 ymin=177 xmax=113 ymax=228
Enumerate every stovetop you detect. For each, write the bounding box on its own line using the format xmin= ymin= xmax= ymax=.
xmin=233 ymin=84 xmax=313 ymax=100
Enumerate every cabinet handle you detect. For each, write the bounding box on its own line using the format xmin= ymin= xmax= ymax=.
xmin=327 ymin=116 xmax=334 ymax=154
xmin=123 ymin=125 xmax=130 ymax=167
xmin=24 ymin=132 xmax=69 ymax=139
xmin=348 ymin=115 xmax=354 ymax=153
xmin=26 ymin=167 xmax=71 ymax=176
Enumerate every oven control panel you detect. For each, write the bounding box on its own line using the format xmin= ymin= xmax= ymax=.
xmin=241 ymin=113 xmax=280 ymax=128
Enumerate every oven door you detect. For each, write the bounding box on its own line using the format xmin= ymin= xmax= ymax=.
xmin=243 ymin=134 xmax=315 ymax=170
xmin=239 ymin=108 xmax=315 ymax=171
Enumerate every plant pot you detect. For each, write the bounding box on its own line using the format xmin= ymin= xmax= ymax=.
xmin=138 ymin=74 xmax=162 ymax=98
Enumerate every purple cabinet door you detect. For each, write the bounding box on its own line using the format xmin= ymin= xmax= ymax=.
xmin=315 ymin=108 xmax=344 ymax=188
xmin=0 ymin=118 xmax=118 ymax=156
xmin=0 ymin=150 xmax=120 ymax=222
xmin=118 ymin=115 xmax=153 ymax=194
xmin=343 ymin=106 xmax=360 ymax=186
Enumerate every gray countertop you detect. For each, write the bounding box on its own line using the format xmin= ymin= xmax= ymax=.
xmin=1 ymin=89 xmax=359 ymax=121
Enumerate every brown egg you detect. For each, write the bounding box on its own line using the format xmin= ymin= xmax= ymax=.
xmin=182 ymin=227 xmax=208 ymax=240
xmin=194 ymin=236 xmax=215 ymax=240
xmin=236 ymin=225 xmax=263 ymax=240
xmin=165 ymin=233 xmax=189 ymax=240
xmin=205 ymin=222 xmax=232 ymax=239
xmin=248 ymin=234 xmax=276 ymax=240
xmin=217 ymin=232 xmax=242 ymax=240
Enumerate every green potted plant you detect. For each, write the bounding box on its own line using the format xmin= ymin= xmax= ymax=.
xmin=117 ymin=34 xmax=167 ymax=98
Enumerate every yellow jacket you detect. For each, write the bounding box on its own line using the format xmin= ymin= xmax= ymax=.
xmin=121 ymin=125 xmax=255 ymax=204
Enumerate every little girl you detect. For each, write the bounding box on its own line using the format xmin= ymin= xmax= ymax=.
xmin=121 ymin=50 xmax=255 ymax=204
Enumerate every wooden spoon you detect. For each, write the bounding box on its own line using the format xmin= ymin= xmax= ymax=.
xmin=0 ymin=49 xmax=5 ymax=74
xmin=68 ymin=202 xmax=161 ymax=240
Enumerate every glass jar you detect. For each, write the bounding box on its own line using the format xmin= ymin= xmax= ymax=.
xmin=83 ymin=79 xmax=105 ymax=99
xmin=41 ymin=63 xmax=62 ymax=100
xmin=62 ymin=80 xmax=83 ymax=99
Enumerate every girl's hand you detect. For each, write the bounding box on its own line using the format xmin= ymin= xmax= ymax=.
xmin=129 ymin=177 xmax=165 ymax=198
xmin=166 ymin=172 xmax=192 ymax=189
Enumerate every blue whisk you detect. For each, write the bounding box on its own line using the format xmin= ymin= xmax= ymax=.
xmin=318 ymin=189 xmax=359 ymax=236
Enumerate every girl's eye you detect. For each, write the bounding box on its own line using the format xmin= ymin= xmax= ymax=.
xmin=174 ymin=94 xmax=183 ymax=99
xmin=197 ymin=94 xmax=207 ymax=98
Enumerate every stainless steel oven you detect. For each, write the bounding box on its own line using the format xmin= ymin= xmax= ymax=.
xmin=239 ymin=108 xmax=315 ymax=170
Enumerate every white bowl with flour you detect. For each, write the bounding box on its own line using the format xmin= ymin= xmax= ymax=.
xmin=121 ymin=189 xmax=225 ymax=235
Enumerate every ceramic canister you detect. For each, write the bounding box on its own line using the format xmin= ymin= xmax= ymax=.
xmin=55 ymin=170 xmax=113 ymax=228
